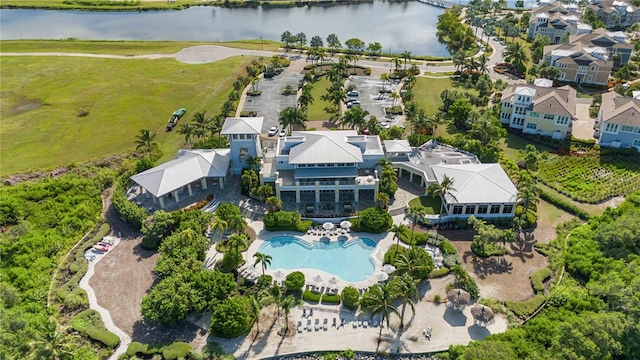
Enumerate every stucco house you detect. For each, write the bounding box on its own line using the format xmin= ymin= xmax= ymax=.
xmin=500 ymin=82 xmax=577 ymax=139
xmin=528 ymin=3 xmax=592 ymax=43
xmin=596 ymin=91 xmax=640 ymax=151
xmin=569 ymin=28 xmax=634 ymax=64
xmin=542 ymin=42 xmax=614 ymax=85
xmin=588 ymin=0 xmax=640 ymax=28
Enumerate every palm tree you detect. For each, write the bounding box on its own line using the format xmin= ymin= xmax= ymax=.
xmin=453 ymin=51 xmax=466 ymax=72
xmin=392 ymin=274 xmax=419 ymax=329
xmin=245 ymin=156 xmax=262 ymax=171
xmin=279 ymin=106 xmax=307 ymax=133
xmin=477 ymin=54 xmax=489 ymax=74
xmin=270 ymin=285 xmax=282 ymax=318
xmin=249 ymin=292 xmax=262 ymax=337
xmin=389 ymin=92 xmax=399 ymax=107
xmin=29 ymin=319 xmax=78 ymax=360
xmin=256 ymin=185 xmax=274 ymax=201
xmin=253 ymin=252 xmax=273 ymax=275
xmin=211 ymin=114 xmax=226 ymax=139
xmin=389 ymin=223 xmax=410 ymax=253
xmin=380 ymin=73 xmax=391 ymax=92
xmin=297 ymin=86 xmax=314 ymax=112
xmin=427 ymin=174 xmax=457 ymax=228
xmin=191 ymin=111 xmax=211 ymax=140
xmin=394 ymin=248 xmax=432 ymax=278
xmin=134 ymin=129 xmax=157 ymax=160
xmin=228 ymin=213 xmax=248 ymax=235
xmin=401 ymin=50 xmax=413 ymax=69
xmin=503 ymin=42 xmax=528 ymax=71
xmin=250 ymin=76 xmax=260 ymax=93
xmin=281 ymin=295 xmax=295 ymax=331
xmin=266 ymin=196 xmax=282 ymax=212
xmin=241 ymin=169 xmax=258 ymax=193
xmin=375 ymin=192 xmax=390 ymax=210
xmin=226 ymin=233 xmax=246 ymax=255
xmin=178 ymin=122 xmax=195 ymax=147
xmin=211 ymin=216 xmax=228 ymax=236
xmin=341 ymin=106 xmax=369 ymax=131
xmin=404 ymin=205 xmax=427 ymax=243
xmin=361 ymin=283 xmax=400 ymax=343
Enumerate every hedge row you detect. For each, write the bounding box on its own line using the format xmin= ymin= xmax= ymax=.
xmin=126 ymin=341 xmax=193 ymax=360
xmin=263 ymin=211 xmax=311 ymax=232
xmin=531 ymin=267 xmax=552 ymax=293
xmin=539 ymin=190 xmax=591 ymax=221
xmin=69 ymin=309 xmax=120 ymax=348
xmin=505 ymin=294 xmax=546 ymax=318
xmin=321 ymin=294 xmax=341 ymax=304
xmin=303 ymin=290 xmax=321 ymax=303
xmin=112 ymin=175 xmax=149 ymax=229
xmin=428 ymin=267 xmax=450 ymax=278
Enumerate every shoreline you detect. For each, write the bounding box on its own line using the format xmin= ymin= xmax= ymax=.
xmin=0 ymin=0 xmax=412 ymax=13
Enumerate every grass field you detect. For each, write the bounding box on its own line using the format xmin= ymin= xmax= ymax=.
xmin=306 ymin=76 xmax=334 ymax=121
xmin=408 ymin=195 xmax=441 ymax=215
xmin=0 ymin=39 xmax=282 ymax=54
xmin=0 ymin=55 xmax=252 ymax=176
xmin=412 ymin=77 xmax=452 ymax=115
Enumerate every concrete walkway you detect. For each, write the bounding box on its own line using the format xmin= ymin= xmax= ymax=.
xmin=78 ymin=237 xmax=132 ymax=360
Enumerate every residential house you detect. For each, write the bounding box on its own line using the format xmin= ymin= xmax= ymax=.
xmin=543 ymin=42 xmax=614 ymax=84
xmin=500 ymin=82 xmax=577 ymax=139
xmin=569 ymin=28 xmax=634 ymax=64
xmin=596 ymin=91 xmax=640 ymax=151
xmin=528 ymin=3 xmax=592 ymax=43
xmin=588 ymin=0 xmax=640 ymax=28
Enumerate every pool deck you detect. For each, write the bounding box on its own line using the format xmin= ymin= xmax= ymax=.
xmin=200 ymin=214 xmax=508 ymax=359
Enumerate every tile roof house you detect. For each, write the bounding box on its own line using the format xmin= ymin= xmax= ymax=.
xmin=500 ymin=82 xmax=577 ymax=139
xmin=528 ymin=3 xmax=592 ymax=43
xmin=588 ymin=0 xmax=640 ymax=28
xmin=543 ymin=42 xmax=614 ymax=85
xmin=569 ymin=28 xmax=634 ymax=63
xmin=596 ymin=92 xmax=640 ymax=151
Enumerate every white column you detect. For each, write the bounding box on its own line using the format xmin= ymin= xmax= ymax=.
xmin=335 ymin=180 xmax=340 ymax=202
xmin=219 ymin=178 xmax=224 ymax=189
xmin=173 ymin=190 xmax=179 ymax=202
xmin=275 ymin=178 xmax=281 ymax=199
xmin=374 ymin=179 xmax=379 ymax=197
xmin=159 ymin=196 xmax=165 ymax=209
xmin=315 ymin=181 xmax=320 ymax=203
xmin=295 ymin=181 xmax=301 ymax=203
xmin=201 ymin=178 xmax=208 ymax=190
xmin=398 ymin=168 xmax=403 ymax=177
xmin=259 ymin=171 xmax=264 ymax=186
xmin=187 ymin=184 xmax=193 ymax=196
xmin=152 ymin=196 xmax=157 ymax=204
xmin=354 ymin=180 xmax=360 ymax=202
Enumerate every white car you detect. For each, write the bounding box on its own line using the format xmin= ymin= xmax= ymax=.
xmin=279 ymin=129 xmax=287 ymax=137
xmin=268 ymin=126 xmax=278 ymax=137
xmin=347 ymin=90 xmax=359 ymax=97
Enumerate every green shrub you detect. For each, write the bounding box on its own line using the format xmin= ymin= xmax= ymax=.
xmin=539 ymin=191 xmax=591 ymax=220
xmin=256 ymin=275 xmax=273 ymax=289
xmin=451 ymin=265 xmax=479 ymax=298
xmin=443 ymin=254 xmax=459 ymax=268
xmin=263 ymin=211 xmax=304 ymax=231
xmin=69 ymin=263 xmax=80 ymax=274
xmin=516 ymin=206 xmax=538 ymax=229
xmin=531 ymin=267 xmax=552 ymax=293
xmin=321 ymin=293 xmax=341 ymax=304
xmin=383 ymin=244 xmax=407 ymax=265
xmin=433 ymin=294 xmax=442 ymax=303
xmin=296 ymin=219 xmax=313 ymax=232
xmin=303 ymin=290 xmax=321 ymax=303
xmin=112 ymin=175 xmax=148 ymax=229
xmin=126 ymin=342 xmax=150 ymax=356
xmin=285 ymin=271 xmax=305 ymax=292
xmin=534 ymin=242 xmax=550 ymax=256
xmin=438 ymin=240 xmax=457 ymax=255
xmin=341 ymin=286 xmax=360 ymax=310
xmin=85 ymin=326 xmax=120 ymax=349
xmin=353 ymin=207 xmax=392 ymax=233
xmin=428 ymin=267 xmax=450 ymax=278
xmin=210 ymin=296 xmax=253 ymax=338
xmin=219 ymin=251 xmax=242 ymax=273
xmin=505 ymin=294 xmax=546 ymax=318
xmin=471 ymin=242 xmax=507 ymax=257
xmin=162 ymin=342 xmax=193 ymax=360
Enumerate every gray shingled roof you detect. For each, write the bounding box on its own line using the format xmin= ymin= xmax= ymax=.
xmin=501 ymin=84 xmax=576 ymax=117
xmin=600 ymin=92 xmax=640 ymax=127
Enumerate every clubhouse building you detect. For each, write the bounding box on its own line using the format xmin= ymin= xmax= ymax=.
xmin=130 ymin=117 xmax=517 ymax=221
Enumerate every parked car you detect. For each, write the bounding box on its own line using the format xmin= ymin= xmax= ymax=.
xmin=268 ymin=126 xmax=279 ymax=137
xmin=95 ymin=242 xmax=112 ymax=248
xmin=593 ymin=120 xmax=600 ymax=130
xmin=93 ymin=244 xmax=109 ymax=252
xmin=279 ymin=129 xmax=287 ymax=137
xmin=347 ymin=90 xmax=359 ymax=97
xmin=346 ymin=100 xmax=361 ymax=108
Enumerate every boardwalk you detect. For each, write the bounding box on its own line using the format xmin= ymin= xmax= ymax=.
xmin=416 ymin=0 xmax=456 ymax=9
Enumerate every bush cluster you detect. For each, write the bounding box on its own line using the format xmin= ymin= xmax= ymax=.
xmin=351 ymin=207 xmax=392 ymax=233
xmin=69 ymin=310 xmax=120 ymax=348
xmin=451 ymin=265 xmax=479 ymax=298
xmin=210 ymin=296 xmax=253 ymax=338
xmin=112 ymin=174 xmax=149 ymax=229
xmin=428 ymin=268 xmax=450 ymax=278
xmin=284 ymin=271 xmax=305 ymax=292
xmin=126 ymin=341 xmax=193 ymax=360
xmin=341 ymin=286 xmax=360 ymax=310
xmin=303 ymin=290 xmax=322 ymax=303
xmin=531 ymin=267 xmax=552 ymax=293
xmin=321 ymin=293 xmax=341 ymax=304
xmin=184 ymin=194 xmax=214 ymax=212
xmin=263 ymin=211 xmax=309 ymax=231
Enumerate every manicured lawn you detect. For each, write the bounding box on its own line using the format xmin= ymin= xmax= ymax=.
xmin=537 ymin=154 xmax=640 ymax=203
xmin=408 ymin=195 xmax=442 ymax=215
xmin=413 ymin=77 xmax=452 ymax=115
xmin=0 ymin=55 xmax=252 ymax=176
xmin=498 ymin=133 xmax=551 ymax=161
xmin=0 ymin=39 xmax=282 ymax=55
xmin=306 ymin=76 xmax=334 ymax=121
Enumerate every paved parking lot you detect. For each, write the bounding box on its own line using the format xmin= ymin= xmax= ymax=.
xmin=347 ymin=76 xmax=399 ymax=127
xmin=241 ymin=72 xmax=303 ymax=133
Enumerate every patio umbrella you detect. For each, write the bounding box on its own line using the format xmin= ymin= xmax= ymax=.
xmin=323 ymin=222 xmax=335 ymax=230
xmin=471 ymin=304 xmax=495 ymax=325
xmin=447 ymin=288 xmax=471 ymax=307
xmin=313 ymin=274 xmax=324 ymax=283
xmin=381 ymin=264 xmax=396 ymax=274
xmin=273 ymin=270 xmax=286 ymax=280
xmin=328 ymin=277 xmax=339 ymax=285
xmin=340 ymin=220 xmax=352 ymax=229
xmin=375 ymin=272 xmax=389 ymax=283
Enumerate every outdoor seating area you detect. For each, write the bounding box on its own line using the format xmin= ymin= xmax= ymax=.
xmin=238 ymin=264 xmax=260 ymax=283
xmin=305 ymin=220 xmax=352 ymax=237
xmin=297 ymin=307 xmax=381 ymax=333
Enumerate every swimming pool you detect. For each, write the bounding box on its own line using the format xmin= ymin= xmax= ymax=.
xmin=258 ymin=236 xmax=376 ymax=282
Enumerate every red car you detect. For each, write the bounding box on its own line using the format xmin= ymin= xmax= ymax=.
xmin=93 ymin=244 xmax=109 ymax=252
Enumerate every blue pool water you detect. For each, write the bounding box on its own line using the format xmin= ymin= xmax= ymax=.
xmin=258 ymin=236 xmax=376 ymax=282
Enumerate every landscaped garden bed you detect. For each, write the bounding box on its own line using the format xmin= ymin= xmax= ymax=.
xmin=537 ymin=154 xmax=640 ymax=203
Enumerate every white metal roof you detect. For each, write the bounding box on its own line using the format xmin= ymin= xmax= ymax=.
xmin=288 ymin=131 xmax=364 ymax=164
xmin=220 ymin=117 xmax=263 ymax=135
xmin=534 ymin=78 xmax=554 ymax=88
xmin=514 ymin=87 xmax=537 ymax=97
xmin=130 ymin=149 xmax=231 ymax=197
xmin=384 ymin=140 xmax=412 ymax=154
xmin=431 ymin=164 xmax=518 ymax=204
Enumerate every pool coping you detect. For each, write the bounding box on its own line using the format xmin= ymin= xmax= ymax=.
xmin=246 ymin=230 xmax=394 ymax=289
